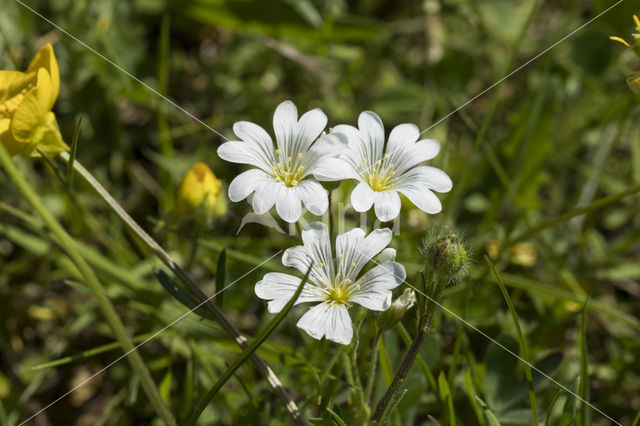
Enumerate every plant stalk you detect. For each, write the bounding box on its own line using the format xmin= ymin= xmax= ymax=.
xmin=60 ymin=153 xmax=303 ymax=425
xmin=370 ymin=279 xmax=444 ymax=423
xmin=0 ymin=146 xmax=175 ymax=426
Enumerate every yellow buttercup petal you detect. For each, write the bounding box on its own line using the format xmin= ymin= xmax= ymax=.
xmin=0 ymin=70 xmax=32 ymax=104
xmin=28 ymin=112 xmax=67 ymax=157
xmin=0 ymin=118 xmax=9 ymax=134
xmin=10 ymin=68 xmax=52 ymax=143
xmin=26 ymin=43 xmax=60 ymax=104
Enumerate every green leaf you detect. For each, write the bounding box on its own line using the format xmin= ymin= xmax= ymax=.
xmin=464 ymin=369 xmax=485 ymax=425
xmin=486 ymin=257 xmax=538 ymax=424
xmin=215 ymin=249 xmax=226 ymax=308
xmin=578 ymin=301 xmax=591 ymax=425
xmin=159 ymin=368 xmax=172 ymax=404
xmin=155 ymin=269 xmax=214 ymax=320
xmin=438 ymin=372 xmax=455 ymax=426
xmin=65 ymin=115 xmax=82 ymax=190
xmin=475 ymin=396 xmax=502 ymax=426
xmin=186 ymin=263 xmax=312 ymax=426
xmin=184 ymin=0 xmax=380 ymax=42
xmin=484 ymin=335 xmax=562 ymax=413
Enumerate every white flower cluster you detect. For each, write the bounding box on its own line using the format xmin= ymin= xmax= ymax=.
xmin=218 ymin=101 xmax=452 ymax=344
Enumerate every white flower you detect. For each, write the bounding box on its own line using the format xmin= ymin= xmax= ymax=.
xmin=255 ymin=222 xmax=406 ymax=345
xmin=318 ymin=111 xmax=452 ymax=222
xmin=218 ymin=101 xmax=347 ymax=223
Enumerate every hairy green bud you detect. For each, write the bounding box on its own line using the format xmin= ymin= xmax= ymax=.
xmin=421 ymin=229 xmax=469 ymax=285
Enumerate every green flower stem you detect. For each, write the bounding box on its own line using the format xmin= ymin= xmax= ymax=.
xmin=0 ymin=146 xmax=175 ymax=426
xmin=364 ymin=330 xmax=381 ymax=404
xmin=370 ymin=279 xmax=445 ymax=424
xmin=60 ymin=152 xmax=303 ymax=425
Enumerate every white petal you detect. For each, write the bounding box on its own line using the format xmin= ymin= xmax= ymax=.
xmin=358 ymin=111 xmax=385 ymax=159
xmin=392 ymin=140 xmax=441 ymax=174
xmin=233 ymin=121 xmax=275 ymax=163
xmin=217 ymin=141 xmax=272 ymax=173
xmin=350 ymin=262 xmax=406 ymax=311
xmin=275 ymin=186 xmax=302 ymax=223
xmin=398 ymin=186 xmax=442 ymax=214
xmin=308 ymin=132 xmax=348 ymax=158
xmin=252 ymin=181 xmax=282 ymax=214
xmin=296 ymin=302 xmax=353 ymax=345
xmin=331 ymin=124 xmax=361 ymax=147
xmin=310 ymin=157 xmax=357 ymax=181
xmin=336 ymin=227 xmax=392 ymax=281
xmin=387 ymin=123 xmax=419 ymax=153
xmin=413 ymin=139 xmax=440 ymax=162
xmin=373 ymin=190 xmax=401 ymax=222
xmin=228 ymin=169 xmax=270 ymax=202
xmin=298 ymin=180 xmax=329 ymax=216
xmin=255 ymin=272 xmax=323 ymax=313
xmin=396 ymin=166 xmax=452 ymax=193
xmin=273 ymin=100 xmax=298 ymax=152
xmin=301 ymin=221 xmax=334 ymax=281
xmin=282 ymin=222 xmax=334 ymax=285
xmin=295 ymin=108 xmax=328 ymax=152
xmin=351 ymin=182 xmax=375 ymax=212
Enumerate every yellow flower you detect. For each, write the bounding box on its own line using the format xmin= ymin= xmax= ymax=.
xmin=609 ymin=15 xmax=640 ymax=57
xmin=176 ymin=162 xmax=227 ymax=220
xmin=0 ymin=43 xmax=66 ymax=157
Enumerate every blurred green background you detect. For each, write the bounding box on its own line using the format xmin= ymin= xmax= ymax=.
xmin=1 ymin=0 xmax=640 ymax=424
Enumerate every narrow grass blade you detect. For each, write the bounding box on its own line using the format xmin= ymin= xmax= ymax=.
xmin=186 ymin=263 xmax=312 ymax=426
xmin=377 ymin=337 xmax=393 ymax=387
xmin=438 ymin=372 xmax=456 ymax=426
xmin=475 ymin=396 xmax=502 ymax=426
xmin=215 ymin=249 xmax=226 ymax=308
xmin=485 ymin=256 xmax=538 ymax=425
xmin=155 ymin=270 xmax=213 ymax=320
xmin=464 ymin=369 xmax=485 ymax=425
xmin=509 ymin=182 xmax=640 ymax=246
xmin=32 ymin=332 xmax=158 ymax=370
xmin=544 ymin=388 xmax=564 ymax=426
xmin=632 ymin=409 xmax=640 ymax=426
xmin=325 ymin=407 xmax=347 ymax=426
xmin=36 ymin=149 xmax=65 ymax=185
xmin=578 ymin=301 xmax=590 ymax=425
xmin=65 ymin=115 xmax=82 ymax=190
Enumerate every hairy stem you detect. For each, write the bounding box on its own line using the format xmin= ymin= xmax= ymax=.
xmin=370 ymin=279 xmax=444 ymax=423
xmin=0 ymin=147 xmax=175 ymax=425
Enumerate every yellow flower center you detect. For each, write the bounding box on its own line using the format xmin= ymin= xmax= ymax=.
xmin=271 ymin=149 xmax=305 ymax=187
xmin=363 ymin=158 xmax=396 ymax=192
xmin=324 ymin=274 xmax=362 ymax=305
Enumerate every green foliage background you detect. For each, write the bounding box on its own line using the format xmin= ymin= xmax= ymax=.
xmin=1 ymin=0 xmax=639 ymax=424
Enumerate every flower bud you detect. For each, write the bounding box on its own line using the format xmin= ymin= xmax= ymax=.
xmin=421 ymin=230 xmax=469 ymax=284
xmin=176 ymin=162 xmax=226 ymax=220
xmin=377 ymin=288 xmax=416 ymax=331
xmin=375 ymin=248 xmax=396 ymax=264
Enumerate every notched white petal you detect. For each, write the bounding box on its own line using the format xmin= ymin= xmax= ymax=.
xmin=296 ymin=302 xmax=353 ymax=345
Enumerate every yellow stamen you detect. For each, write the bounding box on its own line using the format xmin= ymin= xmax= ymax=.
xmin=610 ymin=36 xmax=631 ymax=47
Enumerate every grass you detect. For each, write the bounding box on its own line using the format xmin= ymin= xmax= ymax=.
xmin=1 ymin=0 xmax=640 ymax=425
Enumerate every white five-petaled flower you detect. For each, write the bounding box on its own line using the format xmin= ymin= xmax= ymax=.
xmin=217 ymin=101 xmax=346 ymax=223
xmin=317 ymin=111 xmax=452 ymax=222
xmin=255 ymin=222 xmax=406 ymax=345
